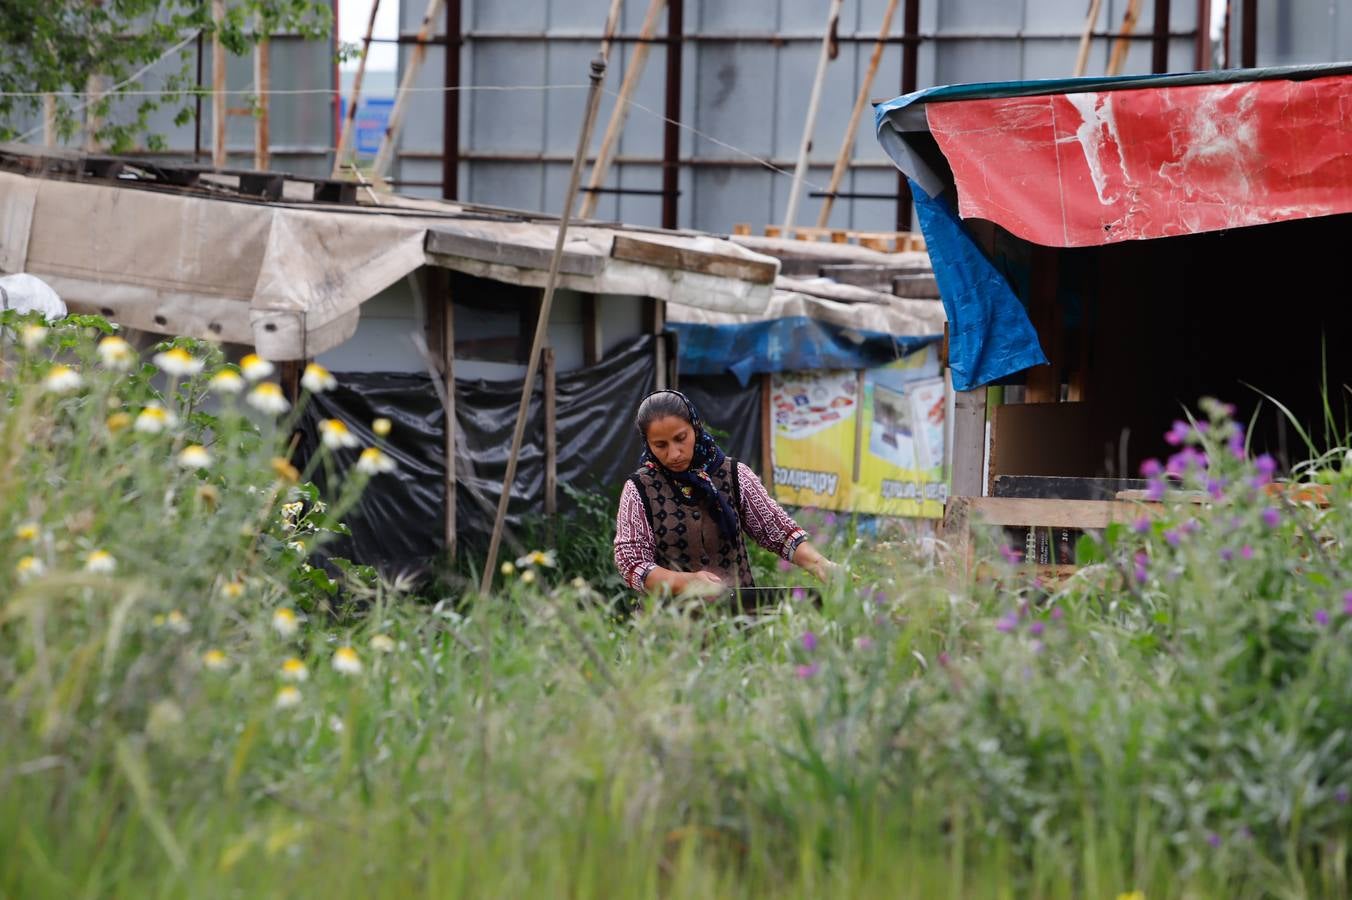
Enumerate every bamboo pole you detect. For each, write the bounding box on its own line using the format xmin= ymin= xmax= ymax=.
xmin=1073 ymin=0 xmax=1104 ymax=77
xmin=816 ymin=0 xmax=899 ymax=229
xmin=578 ymin=0 xmax=666 ymax=219
xmin=43 ymin=95 xmax=56 ymax=147
xmin=253 ymin=31 xmax=271 ymax=170
xmin=478 ymin=57 xmax=609 ymax=596
xmin=1106 ymin=0 xmax=1143 ymax=75
xmin=372 ymin=0 xmax=446 ymax=181
xmin=783 ymin=0 xmax=845 ymax=230
xmin=596 ymin=0 xmax=626 ymax=65
xmin=333 ymin=0 xmax=382 ymax=177
xmin=212 ymin=0 xmax=227 ymax=168
xmin=84 ymin=74 xmax=106 ymax=152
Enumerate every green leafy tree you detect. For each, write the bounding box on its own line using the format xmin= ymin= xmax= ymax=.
xmin=0 ymin=0 xmax=337 ymax=152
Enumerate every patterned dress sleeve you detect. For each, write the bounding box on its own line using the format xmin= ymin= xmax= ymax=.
xmin=613 ymin=479 xmax=658 ymax=590
xmin=735 ymin=462 xmax=809 ymax=560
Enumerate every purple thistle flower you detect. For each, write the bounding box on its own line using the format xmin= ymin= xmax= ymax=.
xmin=1000 ymin=545 xmax=1023 ymax=565
xmin=873 ymin=589 xmax=889 ymax=605
xmin=1165 ymin=452 xmax=1188 ymax=476
xmin=791 ymin=587 xmax=806 ymax=601
xmin=1031 ymin=640 xmax=1045 ymax=654
xmin=1207 ymin=478 xmax=1225 ymax=500
xmin=823 ymin=512 xmax=837 ymax=526
xmin=801 ymin=631 xmax=818 ymax=652
xmin=1206 ymin=832 xmax=1222 ymax=849
xmin=1227 ymin=435 xmax=1246 ymax=460
xmin=1261 ymin=507 xmax=1281 ymax=528
xmin=995 ymin=613 xmax=1018 ymax=634
xmin=1343 ymin=591 xmax=1352 ymax=617
xmin=1255 ymin=453 xmax=1277 ymax=476
xmin=1240 ymin=544 xmax=1255 ymax=560
xmin=1146 ymin=477 xmax=1167 ymax=502
xmin=937 ymin=651 xmax=951 ymax=667
xmin=1165 ymin=420 xmax=1190 ymax=446
xmin=854 ymin=636 xmax=873 ymax=651
xmin=1219 ymin=402 xmax=1236 ymax=417
xmin=777 ymin=558 xmax=793 ymax=572
xmin=1028 ymin=620 xmax=1045 ymax=637
xmin=1140 ymin=458 xmax=1163 ymax=477
xmin=795 ymin=662 xmax=819 ymax=679
xmin=1314 ymin=609 xmax=1330 ymax=627
xmin=1133 ymin=551 xmax=1149 ymax=585
xmin=1182 ymin=518 xmax=1201 ymax=535
xmin=1050 ymin=606 xmax=1064 ymax=621
xmin=1132 ymin=516 xmax=1151 ymax=535
xmin=1220 ymin=548 xmax=1234 ymax=562
xmin=1336 ymin=787 xmax=1350 ymax=805
xmin=1164 ymin=529 xmax=1181 ymax=547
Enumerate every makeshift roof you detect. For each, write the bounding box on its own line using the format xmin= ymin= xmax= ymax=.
xmin=872 ymin=62 xmax=1352 ymax=390
xmin=0 ymin=147 xmax=778 ymax=360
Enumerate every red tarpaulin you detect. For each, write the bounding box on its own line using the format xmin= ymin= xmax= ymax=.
xmin=924 ymin=74 xmax=1352 ymax=248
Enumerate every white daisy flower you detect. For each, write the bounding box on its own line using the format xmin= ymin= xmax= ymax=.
xmin=166 ymin=610 xmax=190 ymax=634
xmin=20 ymin=324 xmax=48 ymax=350
xmin=202 ymin=649 xmax=229 ymax=671
xmin=43 ymin=365 xmax=83 ymax=393
xmin=372 ymin=417 xmax=392 ymax=437
xmin=247 ymin=382 xmax=290 ymax=415
xmin=84 ymin=549 xmax=116 ymax=574
xmin=319 ymin=418 xmax=359 ymax=450
xmin=209 ymin=369 xmax=245 ymax=394
xmin=16 ymin=522 xmax=40 ymax=541
xmin=515 ymin=549 xmax=557 ymax=569
xmin=222 ymin=581 xmax=245 ymax=599
xmin=134 ymin=404 xmax=177 ymax=434
xmin=355 ymin=447 xmax=396 ymax=475
xmin=97 ymin=336 xmax=135 ymax=370
xmin=274 ymin=685 xmax=302 ymax=709
xmin=239 ymin=353 xmax=275 ymax=381
xmin=369 ymin=634 xmax=395 ymax=653
xmin=280 ymin=657 xmax=309 ymax=682
xmin=300 ymin=363 xmax=337 ymax=393
xmin=272 ymin=608 xmax=299 ymax=638
xmin=153 ymin=347 xmax=204 ymax=377
xmin=16 ymin=555 xmax=45 ymax=580
xmin=332 ymin=646 xmax=362 ymax=676
xmin=178 ymin=445 xmax=212 ymax=468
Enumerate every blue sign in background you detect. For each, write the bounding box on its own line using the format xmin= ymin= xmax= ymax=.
xmin=339 ymin=97 xmax=394 ymax=158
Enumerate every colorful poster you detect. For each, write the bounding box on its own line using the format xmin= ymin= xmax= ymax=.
xmin=771 ymin=346 xmax=947 ymax=519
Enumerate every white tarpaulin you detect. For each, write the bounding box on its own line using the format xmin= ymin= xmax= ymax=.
xmin=0 ymin=168 xmax=777 ymax=359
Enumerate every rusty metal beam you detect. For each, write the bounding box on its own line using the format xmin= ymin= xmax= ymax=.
xmin=1151 ymin=0 xmax=1171 ymax=72
xmin=443 ymin=0 xmax=461 ymax=199
xmin=661 ymin=0 xmax=683 ymax=229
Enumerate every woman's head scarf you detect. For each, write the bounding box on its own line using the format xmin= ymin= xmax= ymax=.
xmin=637 ymin=390 xmax=740 ymax=541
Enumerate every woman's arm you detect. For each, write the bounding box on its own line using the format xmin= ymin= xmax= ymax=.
xmin=642 ymin=567 xmax=724 ymax=595
xmin=736 ymin=462 xmax=837 ymax=582
xmin=615 ymin=481 xmax=725 ymax=596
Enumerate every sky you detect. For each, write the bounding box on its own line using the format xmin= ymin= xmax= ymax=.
xmin=337 ymin=0 xmax=400 ymax=70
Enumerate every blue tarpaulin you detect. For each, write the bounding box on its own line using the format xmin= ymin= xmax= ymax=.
xmin=669 ymin=316 xmax=938 ymax=386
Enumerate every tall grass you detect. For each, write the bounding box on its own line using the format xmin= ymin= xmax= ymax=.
xmin=1 ymin=315 xmax=1349 ymax=898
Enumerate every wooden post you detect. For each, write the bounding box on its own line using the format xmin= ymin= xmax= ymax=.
xmin=652 ymin=300 xmax=667 ymax=390
xmin=595 ymin=0 xmax=626 ymax=65
xmin=581 ymin=294 xmax=601 ymax=365
xmin=212 ymin=0 xmax=227 ymax=168
xmin=578 ymin=0 xmax=667 ymax=219
xmin=84 ymin=74 xmax=106 ymax=152
xmin=542 ymin=347 xmax=557 ymax=525
xmin=760 ymin=373 xmax=774 ymax=479
xmin=1106 ymin=0 xmax=1143 ymax=75
xmin=479 ymin=57 xmax=609 ymax=597
xmin=253 ymin=31 xmax=271 ymax=170
xmin=43 ymin=95 xmax=57 ymax=148
xmin=372 ymin=0 xmax=447 ymax=181
xmin=852 ymin=369 xmax=866 ymax=482
xmin=1074 ymin=0 xmax=1104 ymax=76
xmin=333 ymin=0 xmax=382 ymax=177
xmin=950 ymin=386 xmax=987 ymax=498
xmin=816 ymin=0 xmax=899 ymax=228
xmin=443 ymin=285 xmax=457 ymax=561
xmin=783 ymin=0 xmax=845 ymax=229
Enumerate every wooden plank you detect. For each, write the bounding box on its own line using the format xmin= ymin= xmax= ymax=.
xmin=732 ymin=223 xmax=751 ymax=236
xmin=425 ymin=229 xmax=603 ymax=277
xmin=1074 ymin=0 xmax=1104 ymax=77
xmin=253 ymin=34 xmax=270 ymax=170
xmin=941 ymin=495 xmax=973 ymax=575
xmin=951 ymin=386 xmax=987 ymax=497
xmin=211 ymin=0 xmax=226 ymax=168
xmin=964 ymin=496 xmax=1163 ymax=530
xmin=443 ymin=283 xmax=456 ymax=561
xmin=609 ymin=234 xmax=777 ymax=285
xmin=542 ymin=346 xmax=557 ymax=520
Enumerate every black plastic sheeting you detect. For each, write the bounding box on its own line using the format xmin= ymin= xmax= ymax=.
xmin=297 ymin=336 xmax=657 ymax=573
xmin=680 ymin=374 xmax=763 ymax=471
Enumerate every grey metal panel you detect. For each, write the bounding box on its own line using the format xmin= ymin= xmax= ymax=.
xmin=467 ymin=41 xmax=548 ymax=152
xmin=698 ymin=0 xmax=779 ymax=32
xmin=690 ymin=166 xmax=773 ymax=234
xmin=936 ymin=39 xmax=1023 ymax=85
xmin=1026 ymin=0 xmax=1089 ymax=32
xmin=467 ymin=160 xmax=545 ymax=210
xmin=613 ymin=162 xmax=664 ymax=225
xmin=268 ymin=40 xmax=337 ymax=151
xmin=938 ymin=0 xmax=1023 ymax=31
xmin=393 ymin=44 xmax=447 ymax=152
xmin=850 ymin=166 xmax=906 ymax=231
xmin=1261 ymin=0 xmax=1338 ymax=65
xmin=769 ymin=163 xmax=833 ymax=227
xmin=1020 ymin=39 xmax=1084 ymax=80
xmin=546 ymin=40 xmax=613 ymax=155
xmin=613 ymin=39 xmax=669 ymax=158
xmin=850 ymin=42 xmax=902 ymax=162
xmin=780 ymin=0 xmax=858 ymax=34
xmin=692 ymin=42 xmax=777 ymax=158
xmin=771 ymin=41 xmax=860 ymax=160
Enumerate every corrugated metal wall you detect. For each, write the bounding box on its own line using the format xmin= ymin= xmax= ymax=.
xmin=392 ymin=0 xmax=1206 ymax=232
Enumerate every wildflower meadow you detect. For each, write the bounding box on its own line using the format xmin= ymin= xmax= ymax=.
xmin=2 ymin=312 xmax=1349 ymax=898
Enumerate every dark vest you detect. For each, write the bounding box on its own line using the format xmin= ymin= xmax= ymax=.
xmin=628 ymin=458 xmax=755 ymax=588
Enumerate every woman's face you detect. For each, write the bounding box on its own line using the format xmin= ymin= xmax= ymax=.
xmin=645 ymin=415 xmax=695 ymax=472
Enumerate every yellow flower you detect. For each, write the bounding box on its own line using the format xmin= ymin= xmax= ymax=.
xmin=272 ymin=608 xmax=299 ymax=638
xmin=500 ymin=561 xmax=515 ymax=576
xmin=84 ymin=549 xmax=116 ymax=574
xmin=239 ymin=353 xmax=275 ymax=381
xmin=16 ymin=555 xmax=44 ymax=580
xmin=332 ymin=646 xmax=362 ymax=675
xmin=355 ymin=446 xmax=396 ymax=475
xmin=153 ymin=347 xmax=204 ymax=377
xmin=274 ymin=685 xmax=302 ymax=709
xmin=247 ymin=382 xmax=289 ymax=415
xmin=106 ymin=411 xmax=133 ymax=433
xmin=166 ymin=610 xmax=190 ymax=634
xmin=1116 ymin=893 xmax=1146 ymax=900
xmin=520 ymin=569 xmax=536 ymax=585
xmin=270 ymin=456 xmax=300 ymax=484
xmin=97 ymin=335 xmax=135 ymax=370
xmin=202 ymin=649 xmax=229 ymax=671
xmin=515 ymin=549 xmax=557 ymax=569
xmin=208 ymin=369 xmax=245 ymax=395
xmin=43 ymin=364 xmax=83 ymax=393
xmin=178 ymin=445 xmax=213 ymax=468
xmin=16 ymin=522 xmax=39 ymax=541
xmin=372 ymin=417 xmax=392 ymax=437
xmin=369 ymin=634 xmax=395 ymax=653
xmin=134 ymin=404 xmax=177 ymax=434
xmin=20 ymin=324 xmax=48 ymax=350
xmin=280 ymin=657 xmax=309 ymax=682
xmin=300 ymin=363 xmax=337 ymax=393
xmin=151 ymin=613 xmax=166 ymax=628
xmin=319 ymin=418 xmax=359 ymax=450
xmin=222 ymin=580 xmax=245 ymax=599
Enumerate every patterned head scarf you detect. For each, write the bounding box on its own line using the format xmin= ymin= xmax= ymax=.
xmin=636 ymin=390 xmax=740 ymax=542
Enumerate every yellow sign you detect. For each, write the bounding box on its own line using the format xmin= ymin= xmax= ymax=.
xmin=770 ymin=346 xmax=947 ymax=518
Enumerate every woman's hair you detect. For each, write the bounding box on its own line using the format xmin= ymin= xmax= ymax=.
xmin=635 ymin=390 xmax=692 ymax=438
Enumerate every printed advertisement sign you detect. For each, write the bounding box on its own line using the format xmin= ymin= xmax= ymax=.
xmin=770 ymin=346 xmax=947 ymax=518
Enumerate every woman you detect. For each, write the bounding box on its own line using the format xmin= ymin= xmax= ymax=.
xmin=614 ymin=389 xmax=835 ymax=596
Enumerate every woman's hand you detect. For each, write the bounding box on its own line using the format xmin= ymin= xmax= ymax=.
xmin=792 ymin=541 xmax=839 ymax=583
xmin=643 ymin=566 xmax=725 ymax=597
